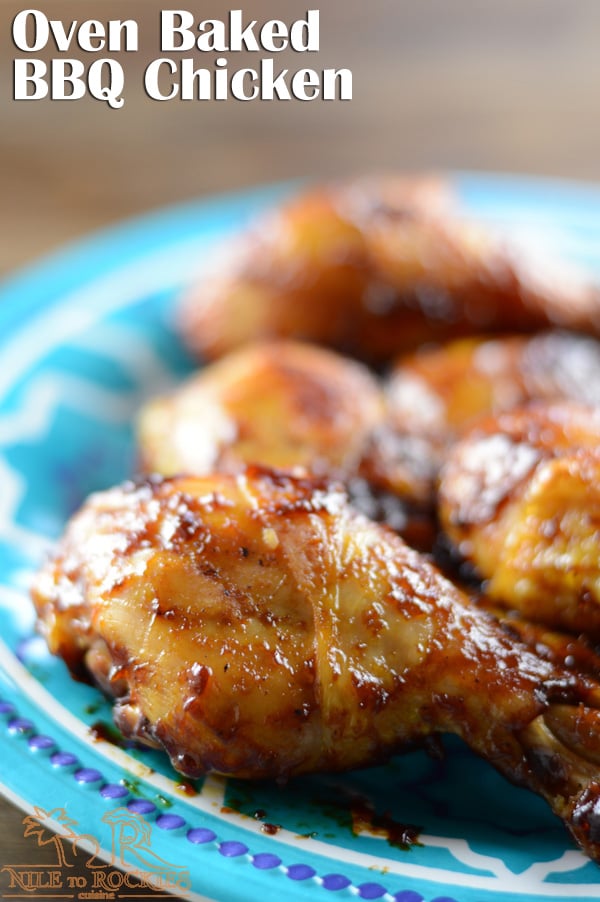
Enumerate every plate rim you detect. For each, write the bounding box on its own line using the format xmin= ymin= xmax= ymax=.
xmin=2 ymin=171 xmax=600 ymax=902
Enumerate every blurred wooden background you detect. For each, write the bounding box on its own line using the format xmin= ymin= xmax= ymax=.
xmin=2 ymin=0 xmax=600 ymax=276
xmin=2 ymin=0 xmax=600 ymax=881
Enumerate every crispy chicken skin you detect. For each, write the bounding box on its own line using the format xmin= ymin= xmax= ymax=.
xmin=179 ymin=176 xmax=600 ymax=365
xmin=30 ymin=468 xmax=600 ymax=861
xmin=439 ymin=402 xmax=600 ymax=637
xmin=137 ymin=340 xmax=435 ymax=548
xmin=384 ymin=330 xmax=600 ymax=530
xmin=477 ymin=595 xmax=600 ymax=681
xmin=138 ymin=341 xmax=385 ymax=478
xmin=388 ymin=331 xmax=600 ymax=448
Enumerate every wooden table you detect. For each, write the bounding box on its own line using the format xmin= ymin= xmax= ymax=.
xmin=2 ymin=0 xmax=600 ymax=888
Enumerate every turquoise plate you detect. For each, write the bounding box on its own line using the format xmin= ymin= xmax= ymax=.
xmin=1 ymin=175 xmax=600 ymax=902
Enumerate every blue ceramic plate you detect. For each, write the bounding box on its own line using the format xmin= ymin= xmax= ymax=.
xmin=1 ymin=175 xmax=600 ymax=902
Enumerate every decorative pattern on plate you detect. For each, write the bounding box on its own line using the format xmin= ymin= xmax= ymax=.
xmin=1 ymin=176 xmax=600 ymax=901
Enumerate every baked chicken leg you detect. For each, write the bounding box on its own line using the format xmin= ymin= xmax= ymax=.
xmin=439 ymin=401 xmax=600 ymax=637
xmin=180 ymin=176 xmax=600 ymax=365
xmin=137 ymin=340 xmax=435 ymax=548
xmin=383 ymin=330 xmax=600 ymax=536
xmin=387 ymin=330 xmax=600 ymax=450
xmin=138 ymin=340 xmax=385 ymax=478
xmin=31 ymin=467 xmax=600 ymax=862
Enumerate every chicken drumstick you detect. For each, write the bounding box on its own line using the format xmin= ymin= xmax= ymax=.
xmin=439 ymin=401 xmax=600 ymax=637
xmin=180 ymin=176 xmax=600 ymax=365
xmin=31 ymin=467 xmax=600 ymax=862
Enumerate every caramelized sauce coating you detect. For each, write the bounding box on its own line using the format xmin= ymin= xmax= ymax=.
xmin=30 ymin=468 xmax=600 ymax=862
xmin=472 ymin=595 xmax=600 ymax=680
xmin=387 ymin=330 xmax=600 ymax=445
xmin=138 ymin=341 xmax=384 ymax=478
xmin=137 ymin=340 xmax=435 ymax=549
xmin=439 ymin=402 xmax=600 ymax=637
xmin=179 ymin=176 xmax=600 ymax=365
xmin=137 ymin=332 xmax=600 ymax=559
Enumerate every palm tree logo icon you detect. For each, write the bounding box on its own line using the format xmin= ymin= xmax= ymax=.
xmin=2 ymin=804 xmax=190 ymax=895
xmin=21 ymin=806 xmax=101 ymax=868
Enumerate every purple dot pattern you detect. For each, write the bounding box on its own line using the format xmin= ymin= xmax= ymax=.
xmin=100 ymin=783 xmax=129 ymax=799
xmin=187 ymin=827 xmax=216 ymax=845
xmin=156 ymin=813 xmax=186 ymax=831
xmin=8 ymin=717 xmax=34 ymax=733
xmin=322 ymin=874 xmax=351 ymax=891
xmin=252 ymin=853 xmax=281 ymax=870
xmin=28 ymin=734 xmax=55 ymax=750
xmin=15 ymin=638 xmax=32 ymax=663
xmin=358 ymin=883 xmax=387 ymax=900
xmin=127 ymin=798 xmax=157 ymax=815
xmin=50 ymin=751 xmax=78 ymax=768
xmin=287 ymin=864 xmax=316 ymax=881
xmin=0 ymin=693 xmax=466 ymax=901
xmin=219 ymin=840 xmax=249 ymax=858
xmin=74 ymin=767 xmax=103 ymax=784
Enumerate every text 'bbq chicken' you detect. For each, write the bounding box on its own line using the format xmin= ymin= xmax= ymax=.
xmin=31 ymin=467 xmax=600 ymax=862
xmin=439 ymin=401 xmax=600 ymax=637
xmin=179 ymin=176 xmax=600 ymax=365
